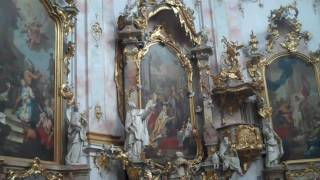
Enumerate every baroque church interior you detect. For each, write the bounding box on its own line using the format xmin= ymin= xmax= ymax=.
xmin=0 ymin=0 xmax=320 ymax=179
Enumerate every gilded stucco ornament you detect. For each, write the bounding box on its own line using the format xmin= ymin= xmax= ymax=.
xmin=235 ymin=125 xmax=263 ymax=172
xmin=280 ymin=30 xmax=311 ymax=53
xmin=6 ymin=157 xmax=63 ymax=180
xmin=54 ymin=0 xmax=78 ymax=107
xmin=249 ymin=31 xmax=259 ymax=54
xmin=258 ymin=106 xmax=272 ymax=119
xmin=54 ymin=0 xmax=79 ymax=36
xmin=63 ymin=42 xmax=76 ymax=76
xmin=59 ymin=83 xmax=75 ymax=106
xmin=120 ymin=0 xmax=201 ymax=45
xmin=266 ymin=4 xmax=311 ymax=53
xmin=95 ymin=151 xmax=110 ymax=172
xmin=285 ymin=162 xmax=320 ymax=178
xmin=211 ymin=37 xmax=244 ymax=87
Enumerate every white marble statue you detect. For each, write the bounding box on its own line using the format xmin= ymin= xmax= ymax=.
xmin=170 ymin=151 xmax=189 ymax=179
xmin=219 ymin=137 xmax=243 ymax=175
xmin=65 ymin=106 xmax=87 ymax=165
xmin=124 ymin=100 xmax=154 ymax=161
xmin=263 ymin=122 xmax=283 ymax=167
xmin=0 ymin=112 xmax=6 ymax=124
xmin=211 ymin=152 xmax=220 ymax=169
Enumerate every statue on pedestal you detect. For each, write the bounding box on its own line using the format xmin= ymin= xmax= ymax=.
xmin=263 ymin=122 xmax=283 ymax=167
xmin=219 ymin=137 xmax=243 ymax=175
xmin=211 ymin=151 xmax=220 ymax=169
xmin=65 ymin=106 xmax=87 ymax=165
xmin=124 ymin=99 xmax=155 ymax=161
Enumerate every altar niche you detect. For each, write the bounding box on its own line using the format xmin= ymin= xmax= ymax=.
xmin=114 ymin=1 xmax=214 ymax=178
xmin=0 ymin=0 xmax=77 ymax=163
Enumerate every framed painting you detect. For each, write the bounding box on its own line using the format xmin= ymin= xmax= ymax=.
xmin=0 ymin=0 xmax=70 ymax=163
xmin=120 ymin=26 xmax=202 ymax=171
xmin=140 ymin=43 xmax=197 ymax=162
xmin=264 ymin=52 xmax=320 ymax=163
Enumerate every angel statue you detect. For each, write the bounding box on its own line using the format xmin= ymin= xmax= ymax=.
xmin=219 ymin=136 xmax=243 ymax=175
xmin=222 ymin=36 xmax=244 ymax=68
xmin=263 ymin=122 xmax=283 ymax=167
xmin=124 ymin=97 xmax=155 ymax=161
xmin=65 ymin=105 xmax=87 ymax=165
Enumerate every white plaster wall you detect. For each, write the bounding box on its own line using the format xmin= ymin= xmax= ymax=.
xmin=75 ymin=0 xmax=124 ymax=137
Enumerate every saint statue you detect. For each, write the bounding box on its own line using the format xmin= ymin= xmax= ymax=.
xmin=263 ymin=122 xmax=283 ymax=167
xmin=65 ymin=106 xmax=87 ymax=165
xmin=124 ymin=99 xmax=155 ymax=161
xmin=219 ymin=137 xmax=243 ymax=175
xmin=210 ymin=151 xmax=220 ymax=169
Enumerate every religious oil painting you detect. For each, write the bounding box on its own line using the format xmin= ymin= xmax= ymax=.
xmin=140 ymin=44 xmax=196 ymax=164
xmin=266 ymin=55 xmax=320 ymax=161
xmin=0 ymin=0 xmax=56 ymax=161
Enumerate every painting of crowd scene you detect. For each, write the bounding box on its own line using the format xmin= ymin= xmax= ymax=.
xmin=141 ymin=44 xmax=196 ymax=163
xmin=266 ymin=56 xmax=320 ymax=161
xmin=0 ymin=0 xmax=55 ymax=161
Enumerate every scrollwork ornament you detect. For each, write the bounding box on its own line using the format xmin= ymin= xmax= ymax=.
xmin=201 ymin=171 xmax=219 ymax=180
xmin=64 ymin=42 xmax=76 ymax=76
xmin=211 ymin=37 xmax=244 ymax=87
xmin=235 ymin=125 xmax=263 ymax=172
xmin=280 ymin=30 xmax=311 ymax=53
xmin=55 ymin=2 xmax=79 ymax=36
xmin=258 ymin=106 xmax=272 ymax=119
xmin=285 ymin=163 xmax=320 ymax=178
xmin=95 ymin=151 xmax=110 ymax=172
xmin=91 ymin=21 xmax=103 ymax=47
xmin=6 ymin=157 xmax=63 ymax=180
xmin=121 ymin=0 xmax=201 ymax=44
xmin=249 ymin=31 xmax=259 ymax=54
xmin=59 ymin=83 xmax=75 ymax=106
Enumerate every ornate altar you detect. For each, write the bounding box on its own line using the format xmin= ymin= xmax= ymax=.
xmin=0 ymin=0 xmax=77 ymax=164
xmin=245 ymin=4 xmax=320 ymax=180
xmin=112 ymin=0 xmax=214 ymax=179
xmin=0 ymin=0 xmax=92 ymax=178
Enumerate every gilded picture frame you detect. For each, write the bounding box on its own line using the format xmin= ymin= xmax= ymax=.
xmin=252 ymin=51 xmax=320 ymax=165
xmin=138 ymin=26 xmax=202 ymax=163
xmin=125 ymin=26 xmax=202 ymax=168
xmin=115 ymin=1 xmax=205 ymax=176
xmin=0 ymin=0 xmax=77 ymax=164
xmin=245 ymin=5 xmax=320 ymax=170
xmin=265 ymin=52 xmax=320 ymax=163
